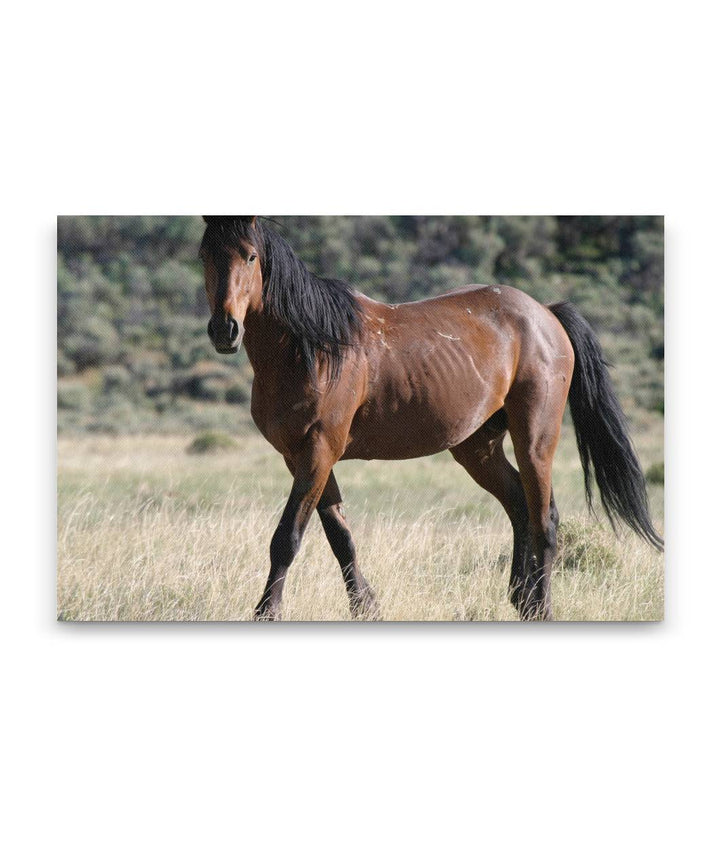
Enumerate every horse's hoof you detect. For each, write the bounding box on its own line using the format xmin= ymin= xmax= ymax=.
xmin=517 ymin=602 xmax=553 ymax=621
xmin=253 ymin=602 xmax=281 ymax=621
xmin=350 ymin=591 xmax=382 ymax=621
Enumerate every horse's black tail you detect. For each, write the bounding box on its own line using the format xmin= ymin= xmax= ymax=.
xmin=549 ymin=301 xmax=663 ymax=550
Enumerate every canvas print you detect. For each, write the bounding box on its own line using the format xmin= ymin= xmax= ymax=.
xmin=57 ymin=216 xmax=664 ymax=621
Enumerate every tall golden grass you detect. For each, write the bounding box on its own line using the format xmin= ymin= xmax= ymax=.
xmin=57 ymin=419 xmax=664 ymax=621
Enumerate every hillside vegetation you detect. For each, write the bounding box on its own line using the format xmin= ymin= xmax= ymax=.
xmin=57 ymin=216 xmax=663 ymax=434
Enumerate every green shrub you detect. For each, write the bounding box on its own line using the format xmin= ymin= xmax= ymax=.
xmin=225 ymin=383 xmax=249 ymax=404
xmin=101 ymin=365 xmax=132 ymax=394
xmin=646 ymin=462 xmax=664 ymax=485
xmin=57 ymin=380 xmax=92 ymax=412
xmin=186 ymin=431 xmax=237 ymax=455
xmin=57 ymin=352 xmax=75 ymax=378
xmin=556 ymin=519 xmax=618 ymax=573
xmin=64 ymin=316 xmax=121 ymax=370
xmin=173 ymin=361 xmax=235 ymax=401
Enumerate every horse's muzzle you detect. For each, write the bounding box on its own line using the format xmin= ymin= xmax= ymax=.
xmin=208 ymin=315 xmax=240 ymax=354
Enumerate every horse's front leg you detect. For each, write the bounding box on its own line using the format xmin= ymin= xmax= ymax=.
xmin=254 ymin=436 xmax=336 ymax=621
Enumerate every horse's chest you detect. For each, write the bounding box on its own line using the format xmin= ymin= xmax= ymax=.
xmin=250 ymin=378 xmax=320 ymax=455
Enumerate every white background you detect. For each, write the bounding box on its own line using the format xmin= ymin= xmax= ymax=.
xmin=2 ymin=1 xmax=718 ymax=854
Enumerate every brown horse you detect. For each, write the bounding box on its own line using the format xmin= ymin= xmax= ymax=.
xmin=199 ymin=216 xmax=663 ymax=621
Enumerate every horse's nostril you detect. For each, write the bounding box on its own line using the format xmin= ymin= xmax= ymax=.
xmin=208 ymin=315 xmax=239 ymax=348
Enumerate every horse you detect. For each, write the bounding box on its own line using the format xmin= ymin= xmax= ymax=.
xmin=199 ymin=215 xmax=663 ymax=621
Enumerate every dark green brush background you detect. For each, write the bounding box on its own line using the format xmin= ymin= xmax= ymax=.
xmin=57 ymin=216 xmax=663 ymax=435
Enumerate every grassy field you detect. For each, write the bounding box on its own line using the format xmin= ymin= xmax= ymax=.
xmin=57 ymin=414 xmax=664 ymax=622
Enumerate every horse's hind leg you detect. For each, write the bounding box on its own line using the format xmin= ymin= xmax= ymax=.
xmin=317 ymin=471 xmax=379 ymax=620
xmin=505 ymin=387 xmax=568 ymax=620
xmin=450 ymin=411 xmax=530 ymax=614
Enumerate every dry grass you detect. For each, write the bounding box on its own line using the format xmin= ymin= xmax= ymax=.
xmin=57 ymin=419 xmax=664 ymax=621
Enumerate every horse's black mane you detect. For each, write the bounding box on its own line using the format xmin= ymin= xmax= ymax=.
xmin=201 ymin=216 xmax=361 ymax=379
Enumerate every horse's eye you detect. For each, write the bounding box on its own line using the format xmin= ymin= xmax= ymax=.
xmin=248 ymin=254 xmax=257 ymax=263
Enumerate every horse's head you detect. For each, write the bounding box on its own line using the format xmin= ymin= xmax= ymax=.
xmin=200 ymin=215 xmax=262 ymax=354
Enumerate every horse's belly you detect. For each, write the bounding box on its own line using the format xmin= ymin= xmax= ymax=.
xmin=343 ymin=417 xmax=486 ymax=461
xmin=343 ymin=363 xmax=503 ymax=461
